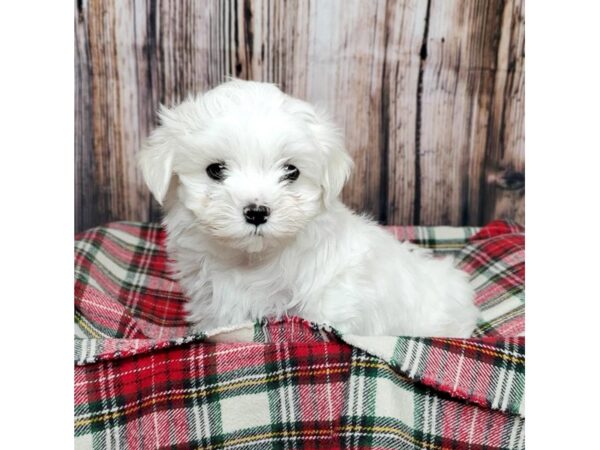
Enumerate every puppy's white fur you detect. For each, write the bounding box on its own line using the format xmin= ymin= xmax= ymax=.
xmin=138 ymin=80 xmax=479 ymax=337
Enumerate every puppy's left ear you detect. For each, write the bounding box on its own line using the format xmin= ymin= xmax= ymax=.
xmin=310 ymin=112 xmax=354 ymax=207
xmin=137 ymin=106 xmax=177 ymax=205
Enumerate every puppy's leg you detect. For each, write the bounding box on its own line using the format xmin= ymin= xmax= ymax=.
xmin=298 ymin=281 xmax=378 ymax=335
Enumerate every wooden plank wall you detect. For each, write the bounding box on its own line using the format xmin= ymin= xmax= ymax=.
xmin=75 ymin=0 xmax=524 ymax=233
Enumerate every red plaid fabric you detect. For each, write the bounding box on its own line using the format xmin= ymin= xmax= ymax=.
xmin=75 ymin=221 xmax=525 ymax=449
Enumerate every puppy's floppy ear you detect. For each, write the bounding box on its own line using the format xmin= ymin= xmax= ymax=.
xmin=137 ymin=105 xmax=177 ymax=205
xmin=309 ymin=110 xmax=354 ymax=207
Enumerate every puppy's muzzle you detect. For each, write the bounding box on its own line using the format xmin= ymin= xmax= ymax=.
xmin=243 ymin=204 xmax=271 ymax=226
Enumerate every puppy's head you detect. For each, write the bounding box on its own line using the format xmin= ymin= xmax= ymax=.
xmin=138 ymin=80 xmax=353 ymax=253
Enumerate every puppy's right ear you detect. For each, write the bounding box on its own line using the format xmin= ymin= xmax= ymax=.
xmin=137 ymin=106 xmax=176 ymax=205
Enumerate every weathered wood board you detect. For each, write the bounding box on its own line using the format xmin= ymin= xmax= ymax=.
xmin=75 ymin=0 xmax=524 ymax=232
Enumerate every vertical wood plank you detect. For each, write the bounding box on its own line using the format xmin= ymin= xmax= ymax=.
xmin=75 ymin=0 xmax=95 ymax=232
xmin=303 ymin=0 xmax=388 ymax=219
xmin=76 ymin=0 xmax=149 ymax=230
xmin=130 ymin=0 xmax=161 ymax=221
xmin=416 ymin=0 xmax=504 ymax=225
xmin=383 ymin=0 xmax=429 ymax=224
xmin=480 ymin=0 xmax=525 ymax=224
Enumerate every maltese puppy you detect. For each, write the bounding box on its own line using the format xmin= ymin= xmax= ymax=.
xmin=138 ymin=79 xmax=479 ymax=337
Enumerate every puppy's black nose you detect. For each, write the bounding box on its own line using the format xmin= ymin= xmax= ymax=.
xmin=243 ymin=204 xmax=270 ymax=226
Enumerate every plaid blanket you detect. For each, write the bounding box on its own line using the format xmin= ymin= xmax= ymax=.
xmin=75 ymin=221 xmax=525 ymax=449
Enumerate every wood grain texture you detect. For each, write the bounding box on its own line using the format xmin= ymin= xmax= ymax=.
xmin=75 ymin=0 xmax=524 ymax=232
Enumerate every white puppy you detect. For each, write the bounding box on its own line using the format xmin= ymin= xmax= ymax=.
xmin=138 ymin=79 xmax=479 ymax=337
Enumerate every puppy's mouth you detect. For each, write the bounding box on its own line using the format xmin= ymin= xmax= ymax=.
xmin=244 ymin=227 xmax=267 ymax=253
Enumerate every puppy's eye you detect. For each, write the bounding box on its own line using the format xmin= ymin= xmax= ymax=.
xmin=281 ymin=164 xmax=300 ymax=182
xmin=206 ymin=162 xmax=227 ymax=181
